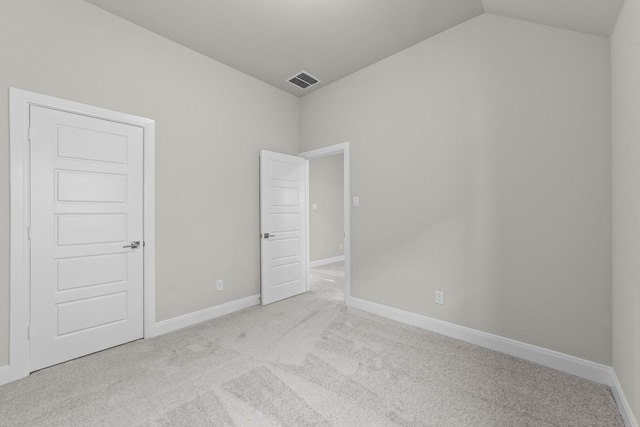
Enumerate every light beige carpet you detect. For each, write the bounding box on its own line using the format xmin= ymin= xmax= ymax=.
xmin=0 ymin=262 xmax=624 ymax=426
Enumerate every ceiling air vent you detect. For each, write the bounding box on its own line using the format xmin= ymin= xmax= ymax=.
xmin=287 ymin=71 xmax=320 ymax=90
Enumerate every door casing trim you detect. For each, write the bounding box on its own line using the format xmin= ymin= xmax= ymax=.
xmin=300 ymin=142 xmax=352 ymax=303
xmin=6 ymin=88 xmax=156 ymax=384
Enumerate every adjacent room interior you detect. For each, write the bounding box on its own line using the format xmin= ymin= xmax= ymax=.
xmin=309 ymin=153 xmax=345 ymax=296
xmin=0 ymin=0 xmax=638 ymax=425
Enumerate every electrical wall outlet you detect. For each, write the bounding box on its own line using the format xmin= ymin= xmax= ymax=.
xmin=216 ymin=279 xmax=224 ymax=291
xmin=435 ymin=290 xmax=444 ymax=305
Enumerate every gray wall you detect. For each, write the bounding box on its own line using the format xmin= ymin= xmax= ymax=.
xmin=309 ymin=155 xmax=344 ymax=262
xmin=612 ymin=0 xmax=640 ymax=417
xmin=0 ymin=0 xmax=300 ymax=366
xmin=301 ymin=14 xmax=612 ymax=364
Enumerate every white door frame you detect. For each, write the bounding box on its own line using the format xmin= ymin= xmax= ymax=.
xmin=300 ymin=142 xmax=352 ymax=302
xmin=7 ymin=88 xmax=156 ymax=383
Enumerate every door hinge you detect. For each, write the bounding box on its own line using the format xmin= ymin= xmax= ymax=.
xmin=27 ymin=325 xmax=31 ymax=340
xmin=27 ymin=226 xmax=32 ymax=240
xmin=28 ymin=127 xmax=33 ymax=142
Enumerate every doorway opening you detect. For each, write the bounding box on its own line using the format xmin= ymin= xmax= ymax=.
xmin=300 ymin=142 xmax=351 ymax=303
xmin=308 ymin=153 xmax=345 ymax=300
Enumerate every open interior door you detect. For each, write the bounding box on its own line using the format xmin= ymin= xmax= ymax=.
xmin=260 ymin=150 xmax=307 ymax=305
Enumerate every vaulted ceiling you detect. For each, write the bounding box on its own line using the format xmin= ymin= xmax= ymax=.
xmin=84 ymin=0 xmax=624 ymax=96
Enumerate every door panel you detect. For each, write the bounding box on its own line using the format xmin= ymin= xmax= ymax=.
xmin=270 ymin=213 xmax=299 ymax=232
xmin=269 ymin=188 xmax=299 ymax=205
xmin=57 ymin=170 xmax=127 ymax=203
xmin=57 ymin=292 xmax=127 ymax=335
xmin=56 ymin=253 xmax=127 ymax=291
xmin=57 ymin=126 xmax=127 ymax=163
xmin=30 ymin=106 xmax=144 ymax=371
xmin=271 ymin=238 xmax=299 ymax=259
xmin=56 ymin=214 xmax=127 ymax=246
xmin=269 ymin=160 xmax=301 ymax=181
xmin=260 ymin=150 xmax=307 ymax=305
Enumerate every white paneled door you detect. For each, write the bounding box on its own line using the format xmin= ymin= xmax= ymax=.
xmin=30 ymin=106 xmax=144 ymax=371
xmin=260 ymin=150 xmax=307 ymax=305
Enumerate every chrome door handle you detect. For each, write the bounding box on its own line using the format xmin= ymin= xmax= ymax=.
xmin=262 ymin=233 xmax=276 ymax=239
xmin=123 ymin=241 xmax=141 ymax=249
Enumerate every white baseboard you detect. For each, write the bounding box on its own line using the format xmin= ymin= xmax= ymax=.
xmin=610 ymin=370 xmax=639 ymax=427
xmin=347 ymin=296 xmax=637 ymax=426
xmin=0 ymin=365 xmax=12 ymax=386
xmin=347 ymin=297 xmax=611 ymax=382
xmin=151 ymin=294 xmax=261 ymax=337
xmin=309 ymin=255 xmax=344 ymax=268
